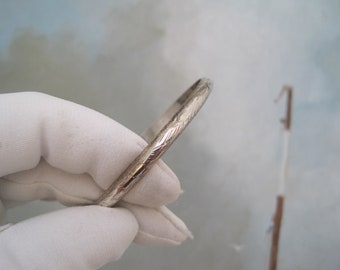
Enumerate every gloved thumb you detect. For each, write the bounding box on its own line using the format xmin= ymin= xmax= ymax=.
xmin=0 ymin=206 xmax=138 ymax=270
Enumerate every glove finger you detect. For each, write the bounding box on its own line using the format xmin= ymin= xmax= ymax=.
xmin=0 ymin=159 xmax=101 ymax=206
xmin=119 ymin=202 xmax=193 ymax=246
xmin=0 ymin=206 xmax=138 ymax=270
xmin=0 ymin=92 xmax=181 ymax=207
xmin=1 ymin=158 xmax=181 ymax=208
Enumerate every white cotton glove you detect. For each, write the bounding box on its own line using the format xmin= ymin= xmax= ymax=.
xmin=0 ymin=92 xmax=192 ymax=270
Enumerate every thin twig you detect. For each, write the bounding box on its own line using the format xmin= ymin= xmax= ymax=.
xmin=269 ymin=85 xmax=293 ymax=270
xmin=269 ymin=195 xmax=284 ymax=270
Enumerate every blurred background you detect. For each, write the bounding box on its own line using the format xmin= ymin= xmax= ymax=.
xmin=1 ymin=0 xmax=340 ymax=269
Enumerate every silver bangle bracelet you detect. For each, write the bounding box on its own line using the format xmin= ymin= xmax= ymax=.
xmin=95 ymin=78 xmax=212 ymax=207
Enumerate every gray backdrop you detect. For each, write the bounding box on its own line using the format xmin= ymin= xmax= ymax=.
xmin=1 ymin=1 xmax=340 ymax=269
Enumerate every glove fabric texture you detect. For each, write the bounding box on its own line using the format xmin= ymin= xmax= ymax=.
xmin=0 ymin=92 xmax=192 ymax=269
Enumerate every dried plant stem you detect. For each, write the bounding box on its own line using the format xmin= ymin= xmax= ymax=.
xmin=269 ymin=85 xmax=293 ymax=270
xmin=269 ymin=195 xmax=284 ymax=270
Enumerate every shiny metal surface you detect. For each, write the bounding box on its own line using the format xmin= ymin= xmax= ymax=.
xmin=95 ymin=78 xmax=212 ymax=207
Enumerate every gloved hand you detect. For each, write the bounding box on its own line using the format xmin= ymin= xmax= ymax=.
xmin=0 ymin=92 xmax=192 ymax=270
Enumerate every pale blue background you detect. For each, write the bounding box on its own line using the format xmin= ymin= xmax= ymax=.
xmin=1 ymin=1 xmax=340 ymax=269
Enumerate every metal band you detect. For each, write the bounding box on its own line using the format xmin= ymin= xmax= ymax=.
xmin=95 ymin=78 xmax=212 ymax=207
